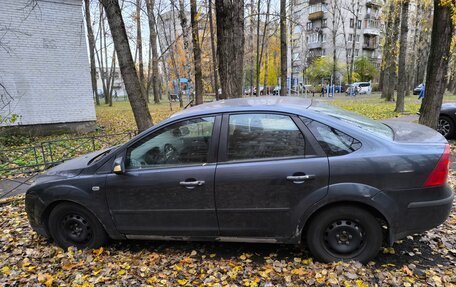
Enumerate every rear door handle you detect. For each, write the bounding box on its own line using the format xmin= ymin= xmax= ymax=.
xmin=286 ymin=175 xmax=315 ymax=184
xmin=179 ymin=180 xmax=205 ymax=189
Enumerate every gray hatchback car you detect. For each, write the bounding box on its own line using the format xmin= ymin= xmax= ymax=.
xmin=26 ymin=97 xmax=453 ymax=263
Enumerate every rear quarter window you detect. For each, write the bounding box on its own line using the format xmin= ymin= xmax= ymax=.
xmin=301 ymin=117 xmax=362 ymax=156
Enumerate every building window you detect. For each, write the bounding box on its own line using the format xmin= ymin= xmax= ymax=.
xmin=355 ymin=49 xmax=359 ymax=56
xmin=347 ymin=49 xmax=352 ymax=57
xmin=322 ymin=19 xmax=327 ymax=28
xmin=357 ymin=20 xmax=362 ymax=29
xmin=356 ymin=35 xmax=360 ymax=43
xmin=322 ymin=33 xmax=327 ymax=42
xmin=350 ymin=18 xmax=354 ymax=28
xmin=306 ymin=22 xmax=313 ymax=31
xmin=308 ymin=33 xmax=320 ymax=43
xmin=321 ymin=49 xmax=326 ymax=56
xmin=348 ymin=33 xmax=353 ymax=42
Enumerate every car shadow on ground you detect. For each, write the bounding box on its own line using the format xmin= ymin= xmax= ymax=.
xmin=106 ymin=232 xmax=452 ymax=269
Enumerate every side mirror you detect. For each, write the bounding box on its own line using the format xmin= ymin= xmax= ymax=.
xmin=113 ymin=157 xmax=125 ymax=175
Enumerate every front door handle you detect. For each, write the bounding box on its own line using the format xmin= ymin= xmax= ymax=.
xmin=179 ymin=180 xmax=205 ymax=189
xmin=286 ymin=174 xmax=315 ymax=184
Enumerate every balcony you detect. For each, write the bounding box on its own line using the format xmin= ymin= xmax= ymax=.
xmin=366 ymin=0 xmax=383 ymax=7
xmin=363 ymin=43 xmax=376 ymax=50
xmin=363 ymin=19 xmax=381 ymax=36
xmin=308 ymin=41 xmax=323 ymax=50
xmin=308 ymin=4 xmax=324 ymax=20
xmin=308 ymin=11 xmax=324 ymax=20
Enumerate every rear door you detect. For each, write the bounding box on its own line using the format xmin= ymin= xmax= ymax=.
xmin=214 ymin=113 xmax=329 ymax=239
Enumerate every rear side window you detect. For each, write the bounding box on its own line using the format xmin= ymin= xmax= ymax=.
xmin=301 ymin=117 xmax=361 ymax=156
xmin=359 ymin=83 xmax=370 ymax=87
xmin=228 ymin=114 xmax=305 ymax=161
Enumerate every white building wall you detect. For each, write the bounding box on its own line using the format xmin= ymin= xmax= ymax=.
xmin=0 ymin=0 xmax=96 ymax=126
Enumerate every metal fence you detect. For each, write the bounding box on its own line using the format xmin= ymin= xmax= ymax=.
xmin=0 ymin=131 xmax=136 ymax=176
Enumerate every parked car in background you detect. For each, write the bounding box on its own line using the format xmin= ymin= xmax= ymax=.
xmin=346 ymin=82 xmax=372 ymax=96
xmin=438 ymin=102 xmax=456 ymax=139
xmin=413 ymin=84 xmax=424 ymax=95
xmin=26 ymin=97 xmax=453 ymax=263
xmin=345 ymin=84 xmax=360 ymax=96
xmin=356 ymin=82 xmax=372 ymax=94
xmin=327 ymin=85 xmax=345 ymax=93
xmin=273 ymin=86 xmax=280 ymax=95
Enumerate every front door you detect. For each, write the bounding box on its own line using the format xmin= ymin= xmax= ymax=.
xmin=215 ymin=113 xmax=329 ymax=239
xmin=106 ymin=116 xmax=220 ymax=236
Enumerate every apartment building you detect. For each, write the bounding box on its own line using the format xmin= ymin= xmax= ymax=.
xmin=290 ymin=0 xmax=384 ymax=84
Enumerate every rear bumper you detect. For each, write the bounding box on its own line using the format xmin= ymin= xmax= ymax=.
xmin=382 ymin=184 xmax=454 ymax=242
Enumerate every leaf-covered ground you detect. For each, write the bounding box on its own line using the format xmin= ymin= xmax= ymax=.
xmin=1 ymin=143 xmax=455 ymax=286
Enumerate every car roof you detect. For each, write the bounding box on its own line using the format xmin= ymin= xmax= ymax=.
xmin=170 ymin=96 xmax=313 ymax=119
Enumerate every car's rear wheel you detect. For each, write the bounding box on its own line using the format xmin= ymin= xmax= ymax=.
xmin=48 ymin=202 xmax=107 ymax=249
xmin=306 ymin=206 xmax=382 ymax=263
xmin=437 ymin=116 xmax=454 ymax=139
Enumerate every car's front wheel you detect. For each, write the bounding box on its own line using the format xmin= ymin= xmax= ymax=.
xmin=437 ymin=116 xmax=454 ymax=139
xmin=48 ymin=202 xmax=108 ymax=249
xmin=306 ymin=206 xmax=383 ymax=263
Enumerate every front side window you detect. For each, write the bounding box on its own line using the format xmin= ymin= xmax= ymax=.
xmin=227 ymin=114 xmax=305 ymax=161
xmin=126 ymin=117 xmax=215 ymax=169
xmin=301 ymin=117 xmax=361 ymax=156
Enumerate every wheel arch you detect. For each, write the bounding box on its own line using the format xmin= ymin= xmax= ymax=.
xmin=300 ymin=201 xmax=390 ymax=244
xmin=41 ymin=200 xmax=101 ymax=237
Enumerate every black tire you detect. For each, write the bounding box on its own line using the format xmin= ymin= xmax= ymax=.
xmin=48 ymin=202 xmax=108 ymax=249
xmin=306 ymin=206 xmax=383 ymax=263
xmin=437 ymin=116 xmax=455 ymax=139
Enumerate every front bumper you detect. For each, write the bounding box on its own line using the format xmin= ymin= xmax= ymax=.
xmin=25 ymin=191 xmax=49 ymax=238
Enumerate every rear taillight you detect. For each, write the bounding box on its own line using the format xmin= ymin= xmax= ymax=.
xmin=423 ymin=144 xmax=451 ymax=187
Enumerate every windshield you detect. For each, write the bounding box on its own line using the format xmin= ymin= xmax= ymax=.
xmin=309 ymin=102 xmax=394 ymax=140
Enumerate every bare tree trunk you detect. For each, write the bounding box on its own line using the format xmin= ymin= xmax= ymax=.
xmin=408 ymin=1 xmax=420 ymax=93
xmin=256 ymin=0 xmax=271 ymax=97
xmin=146 ymin=0 xmax=160 ymax=104
xmin=208 ymin=0 xmax=219 ymax=100
xmin=108 ymin=50 xmax=116 ymax=106
xmin=178 ymin=0 xmax=193 ymax=102
xmin=448 ymin=59 xmax=456 ymax=94
xmin=216 ymin=0 xmax=245 ymax=99
xmin=382 ymin=0 xmax=400 ymax=101
xmin=190 ymin=0 xmax=203 ymax=105
xmin=263 ymin=42 xmax=269 ymax=90
xmin=339 ymin=8 xmax=351 ymax=83
xmin=255 ymin=0 xmax=261 ymax=97
xmin=100 ymin=0 xmax=152 ymax=131
xmin=395 ymin=0 xmax=410 ymax=112
xmin=97 ymin=6 xmax=109 ymax=105
xmin=136 ymin=0 xmax=147 ymax=103
xmin=84 ymin=0 xmax=99 ymax=106
xmin=280 ymin=0 xmax=287 ymax=96
xmin=348 ymin=0 xmax=360 ymax=85
xmin=170 ymin=2 xmax=183 ymax=107
xmin=248 ymin=0 xmax=255 ymax=97
xmin=419 ymin=0 xmax=454 ymax=128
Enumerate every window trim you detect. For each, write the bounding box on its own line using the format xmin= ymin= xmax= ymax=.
xmin=299 ymin=116 xmax=363 ymax=157
xmin=217 ymin=112 xmax=324 ymax=164
xmin=121 ymin=114 xmax=222 ymax=172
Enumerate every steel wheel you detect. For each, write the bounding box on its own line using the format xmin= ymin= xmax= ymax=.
xmin=306 ymin=206 xmax=383 ymax=263
xmin=61 ymin=213 xmax=93 ymax=244
xmin=323 ymin=219 xmax=366 ymax=257
xmin=48 ymin=202 xmax=107 ymax=249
